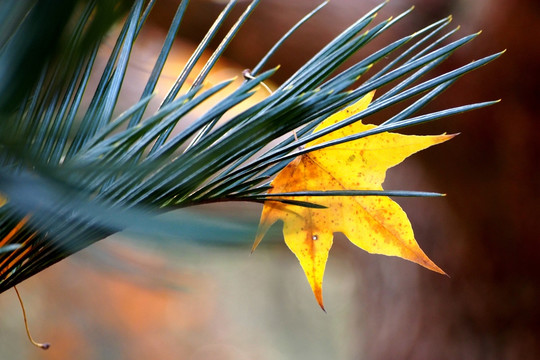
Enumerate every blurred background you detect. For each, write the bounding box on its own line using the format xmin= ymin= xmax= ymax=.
xmin=0 ymin=0 xmax=539 ymax=359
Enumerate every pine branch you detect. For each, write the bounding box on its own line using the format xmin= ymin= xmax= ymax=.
xmin=0 ymin=0 xmax=501 ymax=293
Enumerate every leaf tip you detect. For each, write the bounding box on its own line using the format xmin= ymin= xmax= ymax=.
xmin=253 ymin=216 xmax=273 ymax=253
xmin=422 ymin=259 xmax=447 ymax=276
xmin=363 ymin=64 xmax=374 ymax=75
xmin=434 ymin=132 xmax=459 ymax=144
xmin=314 ymin=289 xmax=326 ymax=312
xmin=251 ymin=232 xmax=264 ymax=253
xmin=411 ymin=248 xmax=447 ymax=276
xmin=434 ymin=266 xmax=447 ymax=276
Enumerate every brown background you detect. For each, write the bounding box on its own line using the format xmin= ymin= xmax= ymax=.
xmin=0 ymin=0 xmax=538 ymax=359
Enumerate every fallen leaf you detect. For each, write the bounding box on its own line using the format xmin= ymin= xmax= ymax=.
xmin=253 ymin=92 xmax=454 ymax=310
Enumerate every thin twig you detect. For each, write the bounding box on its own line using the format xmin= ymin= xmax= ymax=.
xmin=14 ymin=286 xmax=50 ymax=350
xmin=243 ymin=69 xmax=301 ymax=145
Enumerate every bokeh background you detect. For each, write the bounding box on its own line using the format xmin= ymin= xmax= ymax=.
xmin=1 ymin=0 xmax=539 ymax=359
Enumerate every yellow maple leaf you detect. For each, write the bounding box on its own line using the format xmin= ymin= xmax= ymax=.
xmin=253 ymin=91 xmax=455 ymax=310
